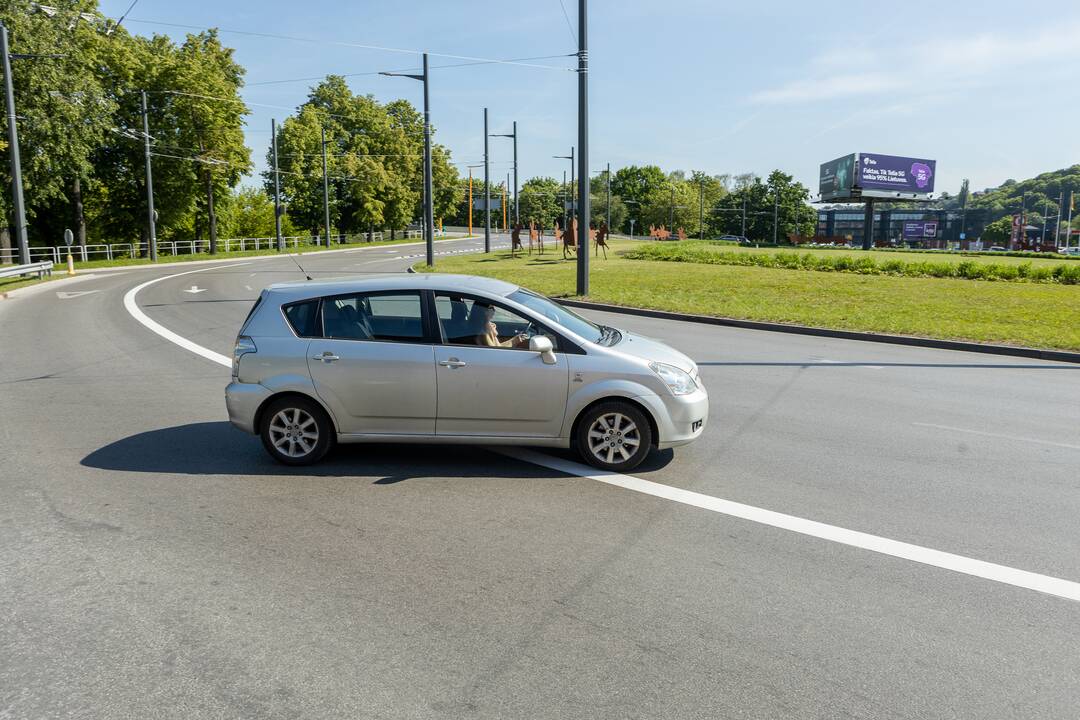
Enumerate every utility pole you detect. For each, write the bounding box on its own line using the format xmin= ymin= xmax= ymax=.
xmin=379 ymin=56 xmax=433 ymax=264
xmin=1041 ymin=199 xmax=1049 ymax=245
xmin=576 ymin=0 xmax=590 ymax=294
xmin=698 ymin=177 xmax=704 ymax=241
xmin=321 ymin=126 xmax=331 ymax=246
xmin=773 ymin=188 xmax=779 ymax=245
xmin=272 ymin=118 xmax=283 ymax=251
xmin=140 ymin=90 xmax=157 ymax=262
xmin=605 ymin=161 xmax=611 ymax=232
xmin=468 ymin=167 xmax=473 ymax=237
xmin=513 ymin=121 xmax=518 ymax=225
xmin=741 ymin=193 xmax=747 ymax=238
xmin=1 ymin=23 xmax=29 ymax=265
xmin=483 ymin=107 xmax=490 ymax=252
xmin=1055 ymin=191 xmax=1063 ymax=248
xmin=669 ymin=183 xmax=675 ymax=230
xmin=1067 ymin=191 xmax=1075 ymax=249
xmin=503 ymin=173 xmax=508 ymax=231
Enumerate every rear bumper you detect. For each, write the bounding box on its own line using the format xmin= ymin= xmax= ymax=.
xmin=225 ymin=381 xmax=272 ymax=435
xmin=636 ymin=386 xmax=709 ymax=450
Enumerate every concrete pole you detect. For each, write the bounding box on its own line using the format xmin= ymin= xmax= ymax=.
xmin=512 ymin=121 xmax=519 ymax=226
xmin=1 ymin=24 xmax=29 ymax=265
xmin=140 ymin=90 xmax=157 ymax=262
xmin=272 ymin=118 xmax=283 ymax=251
xmin=321 ymin=126 xmax=331 ymax=245
xmin=576 ymin=0 xmax=590 ymax=294
xmin=483 ymin=107 xmax=490 ymax=252
xmin=421 ymin=53 xmax=434 ymax=266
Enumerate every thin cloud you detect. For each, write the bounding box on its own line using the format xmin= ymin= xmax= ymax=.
xmin=748 ymin=20 xmax=1080 ymax=106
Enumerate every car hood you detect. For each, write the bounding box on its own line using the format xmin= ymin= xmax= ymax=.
xmin=613 ymin=331 xmax=697 ymax=375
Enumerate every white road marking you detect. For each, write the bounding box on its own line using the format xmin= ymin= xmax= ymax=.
xmin=122 ymin=263 xmax=249 ymax=367
xmin=183 ymin=285 xmax=208 ymax=294
xmin=913 ymin=423 xmax=1080 ymax=451
xmin=244 ymin=285 xmax=253 ymax=291
xmin=56 ymin=290 xmax=100 ymax=299
xmin=125 ymin=261 xmax=1080 ymax=604
xmin=498 ymin=448 xmax=1080 ymax=603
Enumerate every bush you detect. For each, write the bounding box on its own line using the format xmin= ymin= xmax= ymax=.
xmin=621 ymin=241 xmax=1080 ymax=285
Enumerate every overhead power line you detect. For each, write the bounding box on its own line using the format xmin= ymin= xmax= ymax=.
xmin=124 ymin=18 xmax=575 ymax=71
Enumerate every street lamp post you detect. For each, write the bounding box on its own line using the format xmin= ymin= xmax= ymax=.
xmin=698 ymin=177 xmax=704 ymax=241
xmin=489 ymin=121 xmax=518 ymax=227
xmin=380 ymin=54 xmax=434 ymax=266
xmin=554 ymin=148 xmax=574 ymax=232
xmin=606 ymin=162 xmax=611 ymax=232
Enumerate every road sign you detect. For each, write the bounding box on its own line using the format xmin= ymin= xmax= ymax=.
xmin=959 ymin=232 xmax=966 ymax=240
xmin=63 ymin=228 xmax=74 ymax=246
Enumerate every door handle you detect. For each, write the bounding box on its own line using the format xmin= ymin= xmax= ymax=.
xmin=312 ymin=352 xmax=340 ymax=362
xmin=439 ymin=359 xmax=467 ymax=368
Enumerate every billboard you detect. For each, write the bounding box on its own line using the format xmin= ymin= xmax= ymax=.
xmin=902 ymin=220 xmax=938 ymax=238
xmin=819 ymin=154 xmax=856 ymax=200
xmin=857 ymin=153 xmax=936 ymax=195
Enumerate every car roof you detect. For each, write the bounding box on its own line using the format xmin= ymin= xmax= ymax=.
xmin=263 ymin=273 xmax=520 ymax=303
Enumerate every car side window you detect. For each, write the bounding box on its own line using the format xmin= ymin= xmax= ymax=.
xmin=321 ymin=292 xmax=425 ymax=342
xmin=282 ymin=299 xmax=320 ymax=338
xmin=434 ymin=293 xmax=559 ymax=351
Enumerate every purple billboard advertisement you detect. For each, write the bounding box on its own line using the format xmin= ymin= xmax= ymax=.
xmin=858 ymin=154 xmax=936 ymax=194
xmin=902 ymin=221 xmax=938 ymax=238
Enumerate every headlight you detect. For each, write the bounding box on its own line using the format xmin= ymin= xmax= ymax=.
xmin=649 ymin=361 xmax=697 ymax=395
xmin=232 ymin=336 xmax=257 ymax=377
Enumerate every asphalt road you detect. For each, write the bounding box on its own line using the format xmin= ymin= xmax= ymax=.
xmin=2 ymin=234 xmax=1079 ymax=719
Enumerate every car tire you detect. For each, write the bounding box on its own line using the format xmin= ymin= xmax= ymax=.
xmin=575 ymin=401 xmax=653 ymax=472
xmin=259 ymin=396 xmax=334 ymax=466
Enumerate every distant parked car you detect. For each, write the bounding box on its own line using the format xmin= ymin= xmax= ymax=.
xmin=987 ymin=246 xmax=1007 ymax=252
xmin=1058 ymin=247 xmax=1080 ymax=256
xmin=718 ymin=235 xmax=750 ymax=244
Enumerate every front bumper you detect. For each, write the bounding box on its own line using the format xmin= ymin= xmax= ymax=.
xmin=636 ymin=385 xmax=709 ymax=450
xmin=225 ymin=381 xmax=272 ymax=435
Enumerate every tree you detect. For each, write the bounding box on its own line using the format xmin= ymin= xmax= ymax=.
xmin=0 ymin=0 xmax=115 ymax=247
xmin=518 ymin=176 xmax=562 ymax=228
xmin=218 ymin=185 xmax=294 ymax=238
xmin=713 ymin=170 xmax=813 ymax=242
xmin=982 ymin=216 xmax=1012 ymax=245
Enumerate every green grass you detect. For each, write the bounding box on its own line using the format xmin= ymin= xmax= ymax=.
xmin=417 ymin=239 xmax=1080 ymax=351
xmin=627 ymin=242 xmax=1080 ymax=284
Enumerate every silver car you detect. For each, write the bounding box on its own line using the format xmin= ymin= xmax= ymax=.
xmin=226 ymin=274 xmax=708 ymax=471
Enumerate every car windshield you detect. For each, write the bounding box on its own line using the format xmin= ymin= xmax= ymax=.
xmin=507 ymin=289 xmax=606 ymax=344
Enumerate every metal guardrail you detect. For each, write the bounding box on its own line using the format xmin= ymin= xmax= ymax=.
xmin=15 ymin=230 xmax=431 ymax=266
xmin=0 ymin=260 xmax=53 ymax=280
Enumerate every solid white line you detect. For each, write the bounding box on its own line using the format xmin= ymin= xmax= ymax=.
xmin=122 ymin=263 xmax=246 ymax=368
xmin=497 ymin=448 xmax=1080 ymax=603
xmin=913 ymin=423 xmax=1080 ymax=451
xmin=121 ymin=264 xmax=1080 ymax=603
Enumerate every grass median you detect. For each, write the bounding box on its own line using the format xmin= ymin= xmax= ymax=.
xmin=416 ymin=239 xmax=1080 ymax=352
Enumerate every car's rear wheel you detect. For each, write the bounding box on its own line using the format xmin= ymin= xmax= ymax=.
xmin=260 ymin=396 xmax=333 ymax=466
xmin=575 ymin=401 xmax=653 ymax=472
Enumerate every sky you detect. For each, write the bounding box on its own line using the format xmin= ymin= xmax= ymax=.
xmin=99 ymin=0 xmax=1080 ymax=197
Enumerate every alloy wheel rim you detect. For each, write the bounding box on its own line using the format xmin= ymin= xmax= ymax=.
xmin=587 ymin=412 xmax=640 ymax=465
xmin=269 ymin=408 xmax=319 ymax=458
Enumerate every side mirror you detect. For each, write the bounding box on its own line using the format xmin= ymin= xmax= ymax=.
xmin=529 ymin=335 xmax=557 ymax=365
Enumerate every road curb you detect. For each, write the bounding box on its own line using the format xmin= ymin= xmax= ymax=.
xmin=557 ymin=299 xmax=1080 ymax=364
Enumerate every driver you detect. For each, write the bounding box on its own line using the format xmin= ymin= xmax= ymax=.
xmin=472 ymin=302 xmax=528 ymax=348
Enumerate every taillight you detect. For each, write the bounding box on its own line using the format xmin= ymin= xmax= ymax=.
xmin=232 ymin=336 xmax=257 ymax=377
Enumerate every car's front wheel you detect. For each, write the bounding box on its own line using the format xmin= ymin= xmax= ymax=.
xmin=260 ymin=396 xmax=333 ymax=466
xmin=575 ymin=401 xmax=653 ymax=472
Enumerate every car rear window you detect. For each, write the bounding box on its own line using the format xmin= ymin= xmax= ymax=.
xmin=283 ymin=300 xmax=321 ymax=337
